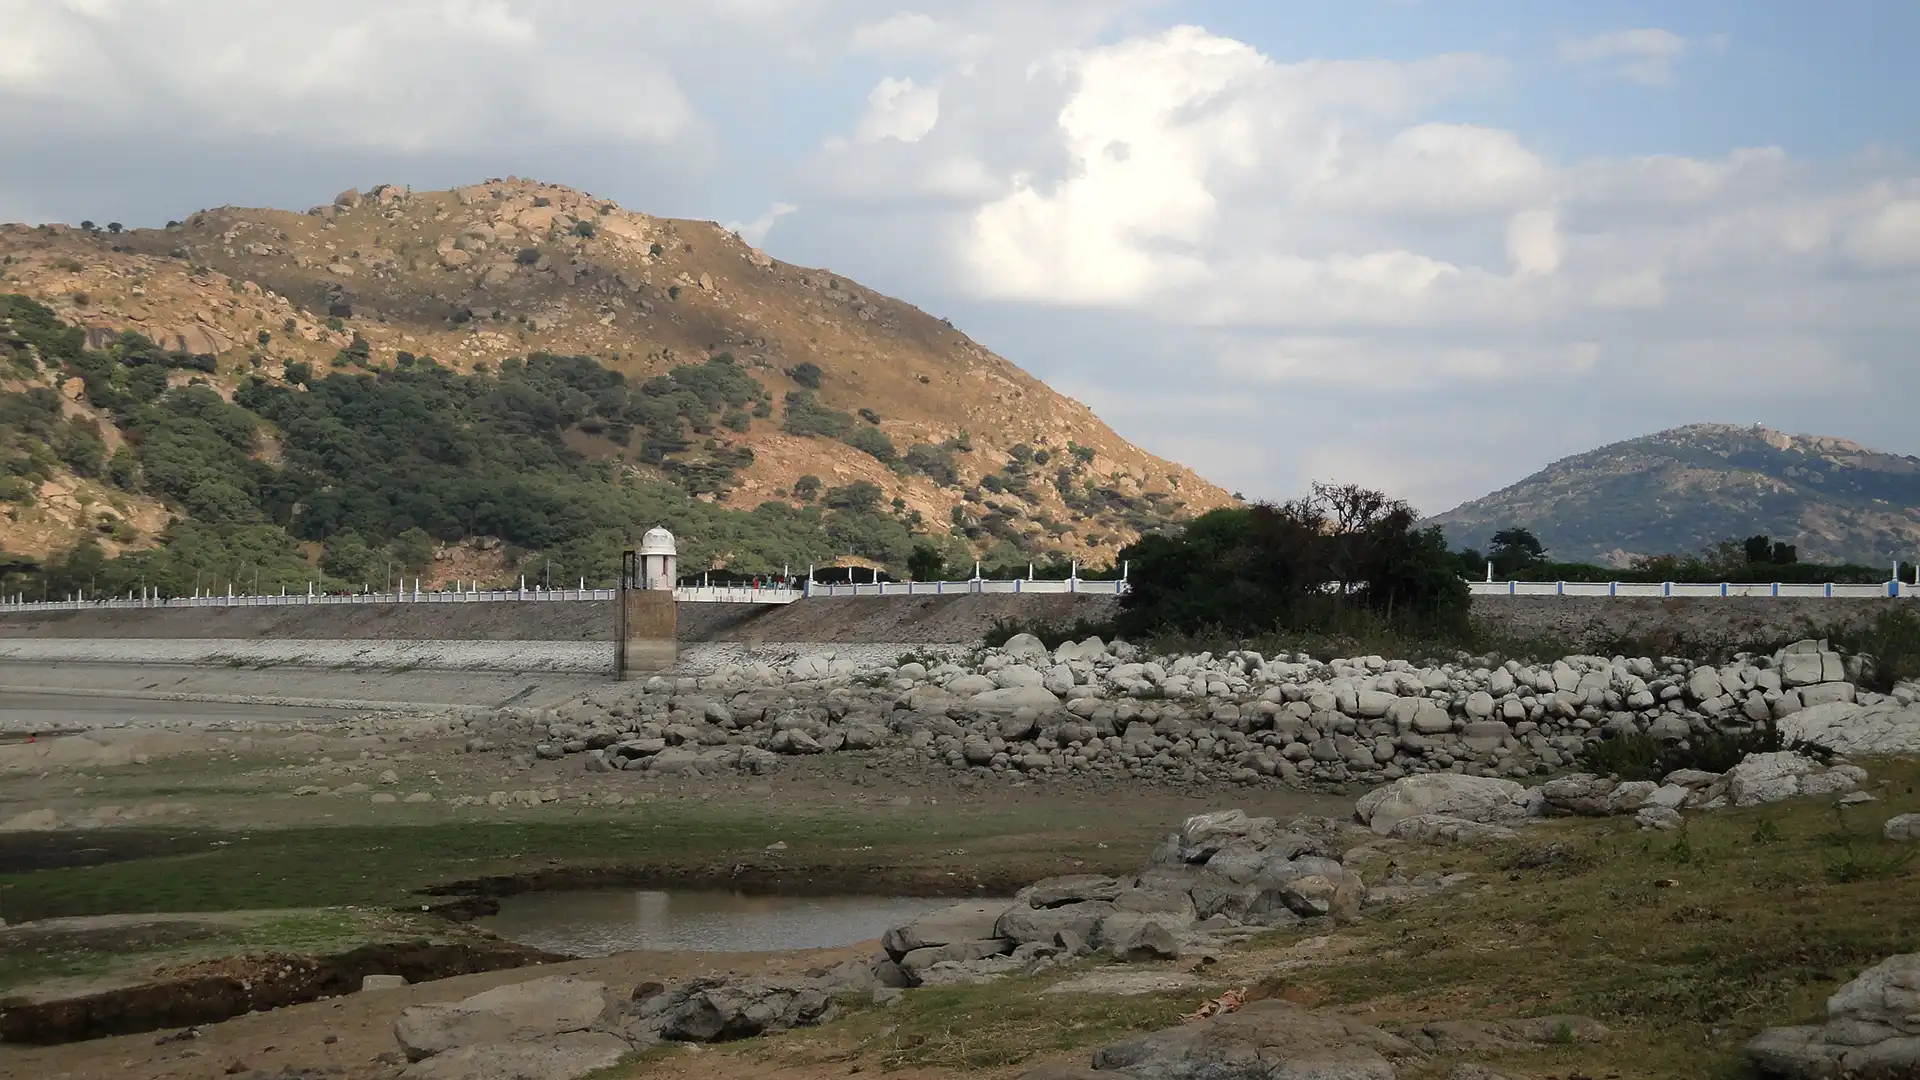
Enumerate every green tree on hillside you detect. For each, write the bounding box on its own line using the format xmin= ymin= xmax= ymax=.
xmin=1488 ymin=527 xmax=1547 ymax=577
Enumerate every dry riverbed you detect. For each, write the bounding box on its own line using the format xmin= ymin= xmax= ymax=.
xmin=2 ymin=674 xmax=1917 ymax=1080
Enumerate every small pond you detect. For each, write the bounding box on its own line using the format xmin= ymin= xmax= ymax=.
xmin=476 ymin=890 xmax=959 ymax=956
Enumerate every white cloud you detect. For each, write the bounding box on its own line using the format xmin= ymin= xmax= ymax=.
xmin=854 ymin=77 xmax=941 ymax=144
xmin=1506 ymin=208 xmax=1562 ymax=275
xmin=1843 ymin=198 xmax=1920 ymax=268
xmin=0 ymin=0 xmax=704 ymax=151
xmin=724 ymin=202 xmax=798 ymax=246
xmin=1561 ymin=28 xmax=1691 ymax=87
xmin=849 ymin=12 xmax=989 ymax=59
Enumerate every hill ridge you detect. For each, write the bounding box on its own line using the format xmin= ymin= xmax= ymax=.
xmin=0 ymin=177 xmax=1231 ymax=574
xmin=1429 ymin=422 xmax=1920 ymax=566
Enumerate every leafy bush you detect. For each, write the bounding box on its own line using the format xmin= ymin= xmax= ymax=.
xmin=824 ymin=480 xmax=884 ymax=514
xmin=1580 ymin=716 xmax=1833 ymax=782
xmin=782 ymin=390 xmax=852 ymax=438
xmin=903 ymin=442 xmax=960 ymax=486
xmin=843 ymin=425 xmax=896 ymax=463
xmin=787 ymin=361 xmax=822 ymax=389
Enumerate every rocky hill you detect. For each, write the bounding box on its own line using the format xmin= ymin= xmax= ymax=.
xmin=1429 ymin=423 xmax=1920 ymax=566
xmin=0 ymin=179 xmax=1229 ymax=582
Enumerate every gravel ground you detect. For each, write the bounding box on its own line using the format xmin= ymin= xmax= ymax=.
xmin=0 ymin=638 xmax=969 ymax=678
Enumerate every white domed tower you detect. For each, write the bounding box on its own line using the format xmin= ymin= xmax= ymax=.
xmin=638 ymin=527 xmax=678 ymax=591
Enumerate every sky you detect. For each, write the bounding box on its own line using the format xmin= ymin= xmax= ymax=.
xmin=3 ymin=0 xmax=1918 ymax=516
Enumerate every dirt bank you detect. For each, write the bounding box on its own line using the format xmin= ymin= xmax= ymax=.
xmin=0 ymin=594 xmax=1121 ymax=645
xmin=0 ymin=938 xmax=560 ymax=1045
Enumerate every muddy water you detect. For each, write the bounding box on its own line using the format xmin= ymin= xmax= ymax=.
xmin=476 ymin=889 xmax=960 ymax=956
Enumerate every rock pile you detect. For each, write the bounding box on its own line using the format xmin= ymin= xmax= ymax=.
xmin=868 ymin=809 xmax=1374 ymax=989
xmin=468 ymin=634 xmax=1913 ymax=793
xmin=1347 ymin=752 xmax=1867 ymax=839
xmin=389 ymin=959 xmax=885 ymax=1079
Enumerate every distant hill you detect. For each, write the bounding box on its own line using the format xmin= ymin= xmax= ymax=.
xmin=1428 ymin=423 xmax=1920 ymax=567
xmin=0 ymin=179 xmax=1230 ymax=583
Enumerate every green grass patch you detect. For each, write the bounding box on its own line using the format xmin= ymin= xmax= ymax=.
xmin=0 ymin=804 xmax=1125 ymax=921
xmin=830 ymin=976 xmax=1196 ymax=1071
xmin=0 ymin=908 xmax=408 ymax=994
xmin=1268 ymin=758 xmax=1920 ymax=1079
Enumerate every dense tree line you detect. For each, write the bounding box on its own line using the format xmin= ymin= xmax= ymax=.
xmin=1115 ymin=483 xmax=1468 ymax=637
xmin=1456 ymin=528 xmax=1901 ymax=585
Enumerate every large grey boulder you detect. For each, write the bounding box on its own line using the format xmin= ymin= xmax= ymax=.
xmin=900 ymin=939 xmax=1013 ymax=982
xmin=1176 ymin=809 xmax=1277 ymax=862
xmin=1026 ymin=875 xmax=1124 ymax=908
xmin=399 ymin=1032 xmax=631 ymax=1080
xmin=1725 ymin=752 xmax=1866 ymax=807
xmin=1785 ymin=701 xmax=1920 ymax=757
xmin=1745 ymin=953 xmax=1920 ymax=1077
xmin=1089 ymin=999 xmax=1418 ymax=1080
xmin=998 ymin=899 xmax=1115 ymax=945
xmin=656 ymin=976 xmax=834 ymax=1041
xmin=1000 ymin=633 xmax=1051 ymax=664
xmin=1886 ymin=813 xmax=1920 ymax=842
xmin=1354 ymin=774 xmax=1532 ymax=835
xmin=396 ymin=977 xmax=609 ymax=1061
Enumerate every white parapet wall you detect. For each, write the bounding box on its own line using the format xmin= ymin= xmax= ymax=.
xmin=1 ymin=576 xmax=1909 ymax=616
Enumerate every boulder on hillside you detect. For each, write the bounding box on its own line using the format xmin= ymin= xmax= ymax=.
xmin=654 ymin=976 xmax=834 ymax=1042
xmin=1353 ymin=774 xmax=1534 ymax=835
xmin=1724 ymin=752 xmax=1866 ymax=807
xmin=1745 ymin=953 xmax=1920 ymax=1077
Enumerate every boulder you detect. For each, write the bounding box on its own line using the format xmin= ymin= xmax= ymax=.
xmin=398 ymin=1032 xmax=631 ymax=1080
xmin=900 ymin=939 xmax=1014 ymax=981
xmin=395 ymin=977 xmax=608 ymax=1061
xmin=1090 ymin=999 xmax=1418 ymax=1080
xmin=997 ymin=900 xmax=1116 ymax=945
xmin=1726 ymin=752 xmax=1866 ymax=807
xmin=1785 ymin=701 xmax=1920 ymax=757
xmin=1886 ymin=813 xmax=1920 ymax=842
xmin=1354 ymin=774 xmax=1531 ymax=835
xmin=946 ymin=673 xmax=997 ymax=696
xmin=1102 ymin=916 xmax=1182 ymax=961
xmin=1254 ymin=856 xmax=1365 ymax=920
xmin=1539 ymin=774 xmax=1617 ymax=817
xmin=657 ymin=976 xmax=833 ymax=1041
xmin=1176 ymin=809 xmax=1276 ymax=862
xmin=1459 ymin=721 xmax=1509 ymax=753
xmin=1001 ymin=633 xmax=1051 ymax=664
xmin=968 ymin=685 xmax=1063 ymax=712
xmin=882 ymin=901 xmax=1012 ymax=960
xmin=1745 ymin=953 xmax=1920 ymax=1078
xmin=1384 ymin=814 xmax=1518 ymax=844
xmin=1026 ymin=875 xmax=1124 ymax=908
